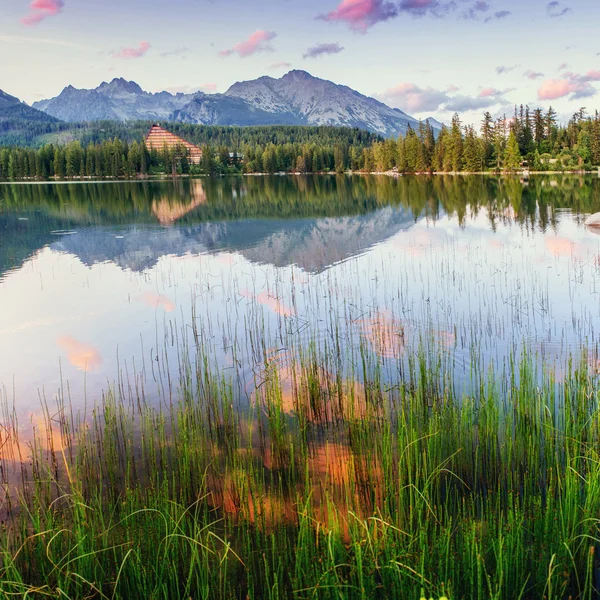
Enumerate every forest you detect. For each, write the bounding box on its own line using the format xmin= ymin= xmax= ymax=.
xmin=0 ymin=106 xmax=599 ymax=180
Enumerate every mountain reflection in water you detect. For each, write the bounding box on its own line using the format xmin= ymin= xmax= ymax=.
xmin=1 ymin=174 xmax=600 ymax=422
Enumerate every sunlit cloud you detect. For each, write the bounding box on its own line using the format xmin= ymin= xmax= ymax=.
xmin=21 ymin=0 xmax=64 ymax=26
xmin=56 ymin=336 xmax=102 ymax=372
xmin=379 ymin=82 xmax=450 ymax=113
xmin=319 ymin=0 xmax=398 ymax=32
xmin=112 ymin=41 xmax=151 ymax=60
xmin=537 ymin=80 xmax=578 ymax=100
xmin=479 ymin=87 xmax=499 ymax=97
xmin=538 ymin=71 xmax=599 ymax=100
xmin=303 ymin=42 xmax=344 ymax=59
xmin=219 ymin=30 xmax=277 ymax=58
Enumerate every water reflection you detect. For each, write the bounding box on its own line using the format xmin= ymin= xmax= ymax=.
xmin=2 ymin=174 xmax=600 ymax=424
xmin=56 ymin=336 xmax=102 ymax=372
xmin=152 ymin=179 xmax=206 ymax=226
xmin=138 ymin=292 xmax=176 ymax=312
xmin=241 ymin=289 xmax=295 ymax=318
xmin=1 ymin=174 xmax=599 ymax=278
xmin=359 ymin=311 xmax=406 ymax=359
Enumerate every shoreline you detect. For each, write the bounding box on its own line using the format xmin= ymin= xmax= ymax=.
xmin=0 ymin=169 xmax=597 ymax=184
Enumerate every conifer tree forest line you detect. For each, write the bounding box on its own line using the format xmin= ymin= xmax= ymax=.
xmin=1 ymin=106 xmax=600 ymax=180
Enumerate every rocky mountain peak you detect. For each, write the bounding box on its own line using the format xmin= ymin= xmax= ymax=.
xmin=98 ymin=78 xmax=144 ymax=96
xmin=282 ymin=70 xmax=314 ymax=80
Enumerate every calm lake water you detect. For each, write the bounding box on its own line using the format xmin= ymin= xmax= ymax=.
xmin=2 ymin=175 xmax=600 ymax=430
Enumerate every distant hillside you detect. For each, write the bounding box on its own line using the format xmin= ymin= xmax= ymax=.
xmin=0 ymin=90 xmax=56 ymax=121
xmin=0 ymin=119 xmax=381 ymax=150
xmin=0 ymin=89 xmax=61 ymax=145
xmin=32 ymin=72 xmax=441 ymax=137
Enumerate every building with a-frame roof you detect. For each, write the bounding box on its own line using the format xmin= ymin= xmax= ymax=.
xmin=145 ymin=125 xmax=203 ymax=165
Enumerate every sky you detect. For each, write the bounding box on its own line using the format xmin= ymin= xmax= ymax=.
xmin=2 ymin=0 xmax=600 ymax=125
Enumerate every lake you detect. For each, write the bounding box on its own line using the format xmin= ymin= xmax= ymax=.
xmin=2 ymin=175 xmax=600 ymax=426
xmin=4 ymin=174 xmax=600 ymax=598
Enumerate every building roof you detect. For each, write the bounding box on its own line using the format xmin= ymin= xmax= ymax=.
xmin=145 ymin=125 xmax=203 ymax=164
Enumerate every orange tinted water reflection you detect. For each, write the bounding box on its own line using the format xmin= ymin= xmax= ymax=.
xmin=240 ymin=289 xmax=295 ymax=318
xmin=359 ymin=310 xmax=406 ymax=359
xmin=56 ymin=336 xmax=102 ymax=372
xmin=151 ymin=180 xmax=206 ymax=226
xmin=138 ymin=292 xmax=176 ymax=312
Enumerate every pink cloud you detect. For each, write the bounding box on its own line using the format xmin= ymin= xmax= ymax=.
xmin=582 ymin=70 xmax=600 ymax=82
xmin=21 ymin=0 xmax=64 ymax=25
xmin=538 ymin=73 xmax=597 ymax=100
xmin=479 ymin=87 xmax=499 ymax=97
xmin=219 ymin=30 xmax=277 ymax=58
xmin=112 ymin=41 xmax=151 ymax=60
xmin=320 ymin=0 xmax=398 ymax=32
xmin=538 ymin=79 xmax=575 ymax=100
xmin=380 ymin=82 xmax=450 ymax=113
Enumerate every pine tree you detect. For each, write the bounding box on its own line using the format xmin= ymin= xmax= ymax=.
xmin=463 ymin=126 xmax=482 ymax=172
xmin=481 ymin=111 xmax=494 ymax=167
xmin=533 ymin=108 xmax=545 ymax=146
xmin=201 ymin=145 xmax=216 ymax=175
xmin=433 ymin=126 xmax=447 ymax=172
xmin=503 ymin=131 xmax=521 ymax=171
xmin=396 ymin=137 xmax=407 ymax=173
xmin=404 ymin=128 xmax=420 ymax=172
xmin=493 ymin=116 xmax=507 ymax=171
xmin=590 ymin=113 xmax=600 ymax=165
xmin=545 ymin=107 xmax=558 ymax=142
xmin=449 ymin=114 xmax=463 ymax=172
xmin=334 ymin=144 xmax=345 ymax=173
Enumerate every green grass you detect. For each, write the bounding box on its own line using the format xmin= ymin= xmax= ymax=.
xmin=1 ymin=303 xmax=600 ymax=599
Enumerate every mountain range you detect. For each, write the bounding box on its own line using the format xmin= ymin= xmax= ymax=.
xmin=22 ymin=71 xmax=440 ymax=137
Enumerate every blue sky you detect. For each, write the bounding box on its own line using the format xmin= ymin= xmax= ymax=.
xmin=2 ymin=0 xmax=599 ymax=125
